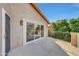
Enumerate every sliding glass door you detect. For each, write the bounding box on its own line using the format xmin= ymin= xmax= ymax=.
xmin=26 ymin=22 xmax=44 ymax=42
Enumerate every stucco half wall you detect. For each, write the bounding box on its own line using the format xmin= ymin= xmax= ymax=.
xmin=0 ymin=3 xmax=49 ymax=55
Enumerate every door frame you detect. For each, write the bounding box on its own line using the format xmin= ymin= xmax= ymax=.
xmin=2 ymin=8 xmax=6 ymax=56
xmin=2 ymin=8 xmax=10 ymax=56
xmin=23 ymin=19 xmax=44 ymax=45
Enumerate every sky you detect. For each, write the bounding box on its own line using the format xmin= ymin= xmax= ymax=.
xmin=36 ymin=3 xmax=79 ymax=22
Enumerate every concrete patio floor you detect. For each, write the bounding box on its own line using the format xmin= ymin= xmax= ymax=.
xmin=8 ymin=37 xmax=68 ymax=56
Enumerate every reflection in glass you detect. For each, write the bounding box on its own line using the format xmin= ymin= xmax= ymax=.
xmin=26 ymin=22 xmax=44 ymax=42
xmin=41 ymin=25 xmax=44 ymax=37
xmin=35 ymin=25 xmax=41 ymax=39
xmin=26 ymin=22 xmax=34 ymax=42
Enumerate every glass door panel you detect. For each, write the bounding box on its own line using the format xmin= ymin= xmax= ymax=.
xmin=41 ymin=25 xmax=44 ymax=37
xmin=35 ymin=24 xmax=41 ymax=39
xmin=26 ymin=22 xmax=34 ymax=42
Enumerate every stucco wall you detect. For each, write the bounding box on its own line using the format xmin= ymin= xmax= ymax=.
xmin=0 ymin=3 xmax=13 ymax=55
xmin=77 ymin=33 xmax=79 ymax=48
xmin=9 ymin=3 xmax=48 ymax=49
xmin=71 ymin=32 xmax=77 ymax=47
xmin=0 ymin=4 xmax=48 ymax=55
xmin=0 ymin=4 xmax=2 ymax=56
xmin=71 ymin=32 xmax=79 ymax=48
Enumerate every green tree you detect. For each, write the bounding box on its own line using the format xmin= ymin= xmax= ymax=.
xmin=52 ymin=19 xmax=70 ymax=32
xmin=69 ymin=18 xmax=79 ymax=32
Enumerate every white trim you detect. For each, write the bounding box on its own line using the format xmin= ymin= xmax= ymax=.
xmin=23 ymin=18 xmax=26 ymax=45
xmin=25 ymin=37 xmax=45 ymax=45
xmin=2 ymin=8 xmax=6 ymax=56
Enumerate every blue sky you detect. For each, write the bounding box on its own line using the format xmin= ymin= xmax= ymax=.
xmin=36 ymin=3 xmax=79 ymax=22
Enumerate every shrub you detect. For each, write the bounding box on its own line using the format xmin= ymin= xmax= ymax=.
xmin=48 ymin=31 xmax=71 ymax=42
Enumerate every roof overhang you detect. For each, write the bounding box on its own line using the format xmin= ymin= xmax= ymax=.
xmin=30 ymin=3 xmax=50 ymax=24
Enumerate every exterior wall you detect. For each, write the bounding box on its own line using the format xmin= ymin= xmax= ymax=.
xmin=0 ymin=5 xmax=2 ymax=56
xmin=71 ymin=32 xmax=79 ymax=48
xmin=0 ymin=3 xmax=13 ymax=55
xmin=9 ymin=4 xmax=48 ymax=49
xmin=77 ymin=33 xmax=79 ymax=48
xmin=0 ymin=3 xmax=48 ymax=55
xmin=71 ymin=32 xmax=77 ymax=47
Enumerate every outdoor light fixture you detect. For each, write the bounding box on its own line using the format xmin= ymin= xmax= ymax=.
xmin=20 ymin=19 xmax=23 ymax=26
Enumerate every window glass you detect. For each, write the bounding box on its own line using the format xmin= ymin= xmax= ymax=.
xmin=35 ymin=24 xmax=41 ymax=39
xmin=41 ymin=25 xmax=44 ymax=37
xmin=26 ymin=22 xmax=34 ymax=42
xmin=26 ymin=22 xmax=44 ymax=42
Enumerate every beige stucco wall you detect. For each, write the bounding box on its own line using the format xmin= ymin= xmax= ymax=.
xmin=71 ymin=32 xmax=79 ymax=48
xmin=10 ymin=3 xmax=48 ymax=49
xmin=0 ymin=3 xmax=13 ymax=55
xmin=77 ymin=33 xmax=79 ymax=48
xmin=0 ymin=3 xmax=48 ymax=55
xmin=71 ymin=32 xmax=77 ymax=47
xmin=0 ymin=4 xmax=2 ymax=56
